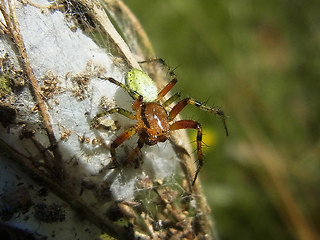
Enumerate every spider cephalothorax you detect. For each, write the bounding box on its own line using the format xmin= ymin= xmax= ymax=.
xmin=92 ymin=68 xmax=228 ymax=185
xmin=134 ymin=101 xmax=170 ymax=145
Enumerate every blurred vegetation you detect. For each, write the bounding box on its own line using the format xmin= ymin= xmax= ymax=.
xmin=123 ymin=0 xmax=320 ymax=240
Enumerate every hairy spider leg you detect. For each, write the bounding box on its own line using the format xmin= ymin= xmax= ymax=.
xmin=109 ymin=126 xmax=137 ymax=166
xmin=170 ymin=120 xmax=203 ymax=185
xmin=92 ymin=108 xmax=135 ymax=123
xmin=168 ymin=97 xmax=229 ymax=136
xmin=162 ymin=92 xmax=181 ymax=108
xmin=139 ymin=58 xmax=177 ymax=78
xmin=100 ymin=77 xmax=141 ymax=100
xmin=156 ymin=77 xmax=177 ymax=101
xmin=126 ymin=137 xmax=144 ymax=165
xmin=139 ymin=58 xmax=167 ymax=66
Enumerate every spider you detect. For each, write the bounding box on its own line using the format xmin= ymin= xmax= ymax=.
xmin=92 ymin=68 xmax=228 ymax=185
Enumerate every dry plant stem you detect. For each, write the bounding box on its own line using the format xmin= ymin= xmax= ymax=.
xmin=0 ymin=138 xmax=132 ymax=239
xmin=103 ymin=1 xmax=214 ymax=235
xmin=104 ymin=1 xmax=215 ymax=235
xmin=101 ymin=0 xmax=155 ymax=58
xmin=89 ymin=0 xmax=140 ymax=69
xmin=102 ymin=1 xmax=215 ymax=236
xmin=0 ymin=0 xmax=65 ymax=180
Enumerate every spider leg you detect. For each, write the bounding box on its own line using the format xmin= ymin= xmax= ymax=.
xmin=139 ymin=58 xmax=178 ymax=78
xmin=139 ymin=58 xmax=178 ymax=101
xmin=162 ymin=92 xmax=181 ymax=108
xmin=100 ymin=76 xmax=141 ymax=100
xmin=109 ymin=126 xmax=137 ymax=166
xmin=156 ymin=77 xmax=177 ymax=101
xmin=92 ymin=107 xmax=136 ymax=122
xmin=139 ymin=58 xmax=167 ymax=66
xmin=126 ymin=137 xmax=144 ymax=167
xmin=170 ymin=120 xmax=203 ymax=185
xmin=168 ymin=98 xmax=229 ymax=136
xmin=91 ymin=107 xmax=136 ymax=129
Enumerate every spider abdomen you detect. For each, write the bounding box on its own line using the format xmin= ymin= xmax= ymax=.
xmin=136 ymin=102 xmax=170 ymax=145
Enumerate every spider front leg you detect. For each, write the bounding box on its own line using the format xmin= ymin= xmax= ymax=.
xmin=93 ymin=108 xmax=135 ymax=121
xmin=169 ymin=97 xmax=229 ymax=136
xmin=100 ymin=76 xmax=141 ymax=100
xmin=156 ymin=77 xmax=177 ymax=101
xmin=170 ymin=120 xmax=203 ymax=185
xmin=91 ymin=107 xmax=135 ymax=129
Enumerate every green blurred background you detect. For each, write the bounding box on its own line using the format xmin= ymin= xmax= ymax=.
xmin=123 ymin=1 xmax=320 ymax=239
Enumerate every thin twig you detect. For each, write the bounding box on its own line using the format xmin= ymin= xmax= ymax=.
xmin=101 ymin=0 xmax=155 ymax=58
xmin=0 ymin=0 xmax=65 ymax=180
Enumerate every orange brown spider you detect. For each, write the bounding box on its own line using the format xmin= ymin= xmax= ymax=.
xmin=92 ymin=69 xmax=228 ymax=185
